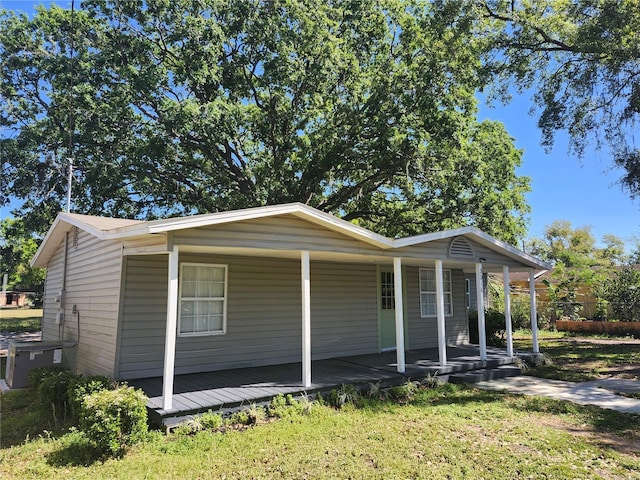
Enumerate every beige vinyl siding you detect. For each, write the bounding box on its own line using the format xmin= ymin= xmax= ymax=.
xmin=118 ymin=254 xmax=379 ymax=379
xmin=63 ymin=230 xmax=123 ymax=376
xmin=117 ymin=255 xmax=169 ymax=377
xmin=41 ymin=243 xmax=65 ymax=341
xmin=122 ymin=235 xmax=167 ymax=255
xmin=40 ymin=230 xmax=123 ymax=376
xmin=406 ymin=267 xmax=469 ymax=349
xmin=396 ymin=238 xmax=526 ymax=268
xmin=310 ymin=262 xmax=378 ymax=358
xmin=171 ymin=215 xmax=385 ymax=256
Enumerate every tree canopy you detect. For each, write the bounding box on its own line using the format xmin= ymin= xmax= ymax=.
xmin=0 ymin=218 xmax=45 ymax=292
xmin=480 ymin=0 xmax=640 ymax=197
xmin=1 ymin=0 xmax=530 ymax=243
xmin=526 ymin=219 xmax=626 ymax=319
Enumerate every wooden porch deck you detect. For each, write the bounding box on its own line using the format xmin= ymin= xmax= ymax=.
xmin=130 ymin=345 xmax=514 ymax=427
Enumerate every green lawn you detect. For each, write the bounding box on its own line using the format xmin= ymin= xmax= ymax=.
xmin=514 ymin=331 xmax=640 ymax=382
xmin=1 ymin=326 xmax=638 ymax=478
xmin=0 ymin=308 xmax=43 ymax=333
xmin=1 ymin=385 xmax=639 ymax=479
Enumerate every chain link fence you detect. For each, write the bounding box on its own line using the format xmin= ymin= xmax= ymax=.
xmin=537 ymin=300 xmax=640 ymax=322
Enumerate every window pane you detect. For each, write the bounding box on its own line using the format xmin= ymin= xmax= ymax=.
xmin=420 ymin=269 xmax=436 ymax=292
xmin=209 ymin=282 xmax=224 ymax=297
xmin=443 ymin=271 xmax=451 ymax=290
xmin=180 ymin=301 xmax=195 ymax=333
xmin=211 ymin=267 xmax=225 ymax=282
xmin=182 ymin=265 xmax=197 ymax=281
xmin=420 ymin=292 xmax=437 ymax=317
xmin=179 ymin=265 xmax=226 ymax=334
xmin=209 ymin=314 xmax=223 ymax=331
xmin=420 ymin=268 xmax=453 ymax=317
xmin=197 ymin=266 xmax=211 ymax=283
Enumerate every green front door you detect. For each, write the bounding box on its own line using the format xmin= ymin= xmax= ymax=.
xmin=379 ymin=267 xmax=397 ymax=351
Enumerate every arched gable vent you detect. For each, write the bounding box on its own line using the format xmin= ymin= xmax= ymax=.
xmin=449 ymin=236 xmax=475 ymax=259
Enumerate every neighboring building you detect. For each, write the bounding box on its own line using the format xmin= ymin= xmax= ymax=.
xmin=496 ymin=267 xmax=640 ymax=320
xmin=0 ymin=291 xmax=36 ymax=307
xmin=31 ymin=203 xmax=550 ymax=409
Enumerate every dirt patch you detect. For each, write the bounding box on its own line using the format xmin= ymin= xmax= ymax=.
xmin=537 ymin=416 xmax=640 ymax=457
xmin=557 ymin=337 xmax=640 ymax=345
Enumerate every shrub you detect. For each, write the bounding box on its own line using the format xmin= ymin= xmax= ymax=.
xmin=485 ymin=309 xmax=507 ymax=346
xmin=67 ymin=375 xmax=114 ymax=419
xmin=229 ymin=410 xmax=251 ymax=425
xmin=199 ymin=410 xmax=224 ymax=430
xmin=327 ymin=384 xmax=359 ymax=409
xmin=29 ymin=366 xmax=75 ymax=419
xmin=389 ymin=380 xmax=419 ymax=402
xmin=603 ymin=264 xmax=640 ymax=321
xmin=268 ymin=393 xmax=306 ymax=418
xmin=80 ymin=385 xmax=148 ymax=457
xmin=420 ymin=372 xmax=442 ymax=388
xmin=365 ymin=381 xmax=386 ymax=400
xmin=28 ymin=365 xmax=68 ymax=390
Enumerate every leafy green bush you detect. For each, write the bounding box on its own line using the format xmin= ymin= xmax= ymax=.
xmin=229 ymin=410 xmax=251 ymax=425
xmin=267 ymin=393 xmax=307 ymax=418
xmin=389 ymin=380 xmax=419 ymax=402
xmin=68 ymin=375 xmax=114 ymax=419
xmin=29 ymin=366 xmax=75 ymax=419
xmin=200 ymin=410 xmax=224 ymax=430
xmin=28 ymin=365 xmax=68 ymax=390
xmin=468 ymin=309 xmax=507 ymax=345
xmin=80 ymin=386 xmax=148 ymax=457
xmin=603 ymin=264 xmax=640 ymax=321
xmin=485 ymin=308 xmax=507 ymax=346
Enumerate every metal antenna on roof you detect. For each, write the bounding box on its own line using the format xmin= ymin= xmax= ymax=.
xmin=66 ymin=0 xmax=76 ymax=213
xmin=66 ymin=157 xmax=73 ymax=213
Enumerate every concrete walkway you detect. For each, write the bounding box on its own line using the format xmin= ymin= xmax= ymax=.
xmin=475 ymin=376 xmax=640 ymax=415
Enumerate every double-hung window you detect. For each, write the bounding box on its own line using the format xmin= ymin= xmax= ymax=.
xmin=419 ymin=268 xmax=453 ymax=317
xmin=179 ymin=263 xmax=227 ymax=336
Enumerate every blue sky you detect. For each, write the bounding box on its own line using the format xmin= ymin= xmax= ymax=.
xmin=478 ymin=94 xmax=638 ymax=249
xmin=2 ymin=0 xmax=639 ymax=249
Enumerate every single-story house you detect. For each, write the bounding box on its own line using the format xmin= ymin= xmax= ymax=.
xmin=31 ymin=203 xmax=550 ymax=411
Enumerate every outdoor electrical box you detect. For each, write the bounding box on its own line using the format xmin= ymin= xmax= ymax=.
xmin=5 ymin=340 xmax=76 ymax=389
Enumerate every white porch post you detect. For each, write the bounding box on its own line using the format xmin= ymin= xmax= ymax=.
xmin=435 ymin=260 xmax=447 ymax=366
xmin=503 ymin=265 xmax=514 ymax=357
xmin=393 ymin=257 xmax=406 ymax=373
xmin=301 ymin=250 xmax=312 ymax=388
xmin=162 ymin=247 xmax=179 ymax=411
xmin=475 ymin=262 xmax=487 ymax=361
xmin=529 ymin=268 xmax=540 ymax=354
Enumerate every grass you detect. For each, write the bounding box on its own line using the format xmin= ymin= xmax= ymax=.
xmin=1 ymin=384 xmax=639 ymax=479
xmin=0 ymin=308 xmax=43 ymax=334
xmin=513 ymin=330 xmax=640 ymax=382
xmin=1 ymin=325 xmax=638 ymax=478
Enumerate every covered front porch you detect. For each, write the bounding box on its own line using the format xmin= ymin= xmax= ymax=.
xmin=130 ymin=345 xmax=519 ymax=427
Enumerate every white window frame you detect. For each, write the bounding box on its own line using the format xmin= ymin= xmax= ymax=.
xmin=178 ymin=263 xmax=228 ymax=337
xmin=419 ymin=268 xmax=453 ymax=318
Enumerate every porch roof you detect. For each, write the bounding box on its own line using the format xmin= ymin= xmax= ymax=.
xmin=31 ymin=203 xmax=551 ymax=271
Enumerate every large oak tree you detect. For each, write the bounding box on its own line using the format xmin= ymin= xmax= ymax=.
xmin=1 ymin=0 xmax=530 ymax=243
xmin=479 ymin=0 xmax=640 ymax=197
